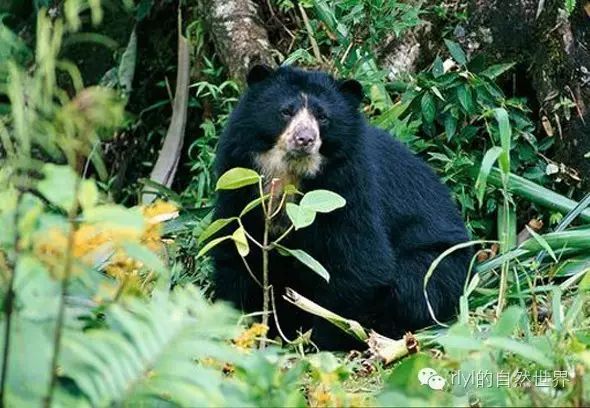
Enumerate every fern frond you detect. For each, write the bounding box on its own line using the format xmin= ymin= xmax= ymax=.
xmin=58 ymin=286 xmax=242 ymax=406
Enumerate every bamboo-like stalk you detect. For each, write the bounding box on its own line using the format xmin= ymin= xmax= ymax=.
xmin=486 ymin=168 xmax=590 ymax=222
xmin=496 ymin=195 xmax=511 ymax=318
xmin=284 ymin=288 xmax=419 ymax=364
xmin=283 ymin=288 xmax=368 ymax=341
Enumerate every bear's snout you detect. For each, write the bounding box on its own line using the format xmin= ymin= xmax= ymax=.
xmin=290 ymin=126 xmax=318 ymax=153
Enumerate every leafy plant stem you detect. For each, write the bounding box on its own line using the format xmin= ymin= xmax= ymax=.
xmin=270 ymin=192 xmax=288 ymax=219
xmin=298 ymin=2 xmax=322 ymax=63
xmin=239 ymin=255 xmax=262 ymax=288
xmin=258 ymin=179 xmax=267 ymax=217
xmin=260 ymin=215 xmax=271 ymax=349
xmin=0 ymin=189 xmax=22 ymax=407
xmin=497 ymin=186 xmax=510 ymax=318
xmin=44 ymin=177 xmax=81 ymax=408
xmin=238 ymin=219 xmax=264 ymax=249
xmin=273 ymin=225 xmax=294 ymax=246
xmin=259 ymin=180 xmax=278 ymax=349
xmin=270 ymin=285 xmax=294 ymax=345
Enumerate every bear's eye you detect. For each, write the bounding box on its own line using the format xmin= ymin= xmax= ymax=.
xmin=316 ymin=112 xmax=329 ymax=125
xmin=280 ymin=108 xmax=294 ymax=119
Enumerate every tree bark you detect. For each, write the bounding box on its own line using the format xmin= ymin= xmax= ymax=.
xmin=463 ymin=0 xmax=590 ymax=187
xmin=198 ymin=0 xmax=276 ymax=83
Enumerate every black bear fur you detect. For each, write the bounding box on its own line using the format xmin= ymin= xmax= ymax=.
xmin=211 ymin=65 xmax=472 ymax=350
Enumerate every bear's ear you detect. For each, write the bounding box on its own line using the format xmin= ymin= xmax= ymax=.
xmin=338 ymin=79 xmax=363 ymax=105
xmin=246 ymin=64 xmax=274 ymax=86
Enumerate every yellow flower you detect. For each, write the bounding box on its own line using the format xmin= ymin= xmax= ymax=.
xmin=141 ymin=200 xmax=179 ymax=224
xmin=309 ymin=384 xmax=338 ymax=408
xmin=32 ymin=200 xmax=177 ymax=290
xmin=73 ymin=224 xmax=112 ymax=258
xmin=233 ymin=323 xmax=269 ymax=350
xmin=140 ymin=200 xmax=178 ymax=252
xmin=33 ymin=228 xmax=69 ymax=277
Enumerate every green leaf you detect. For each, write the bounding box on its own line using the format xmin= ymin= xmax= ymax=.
xmin=276 ymin=245 xmax=330 ymax=282
xmin=552 ymin=287 xmax=563 ymax=330
xmin=420 ymin=93 xmax=436 ymax=123
xmin=444 ymin=114 xmax=457 ymax=141
xmin=312 ymin=0 xmax=348 ymax=42
xmin=286 ymin=203 xmax=316 ymax=230
xmin=482 ymin=167 xmax=590 ymax=223
xmin=283 ymin=184 xmax=301 ymax=196
xmin=231 ymin=226 xmax=249 ymax=257
xmin=525 ymin=225 xmax=558 ymax=262
xmin=565 ymin=0 xmax=576 ymax=15
xmin=77 ymin=179 xmax=99 ymax=211
xmin=437 ymin=334 xmax=483 ymax=351
xmin=431 ymin=86 xmax=445 ymax=101
xmin=485 ymin=336 xmax=553 ymax=367
xmin=475 ymin=146 xmax=503 ymax=207
xmin=497 ymin=202 xmax=517 ymax=251
xmin=239 ymin=195 xmax=269 ymax=217
xmin=493 ymin=108 xmax=512 ymax=174
xmin=121 ymin=242 xmax=166 ymax=274
xmin=83 ymin=205 xmax=145 ymax=231
xmin=480 ymin=62 xmax=515 ymax=79
xmin=300 ymin=190 xmax=346 ymax=213
xmin=198 ymin=217 xmax=237 ymax=244
xmin=197 ymin=236 xmax=231 ymax=258
xmin=444 ymin=39 xmax=467 ymax=65
xmin=60 ymin=286 xmax=240 ymax=406
xmin=432 ymin=56 xmax=444 ymax=77
xmin=491 ymin=306 xmax=524 ymax=336
xmin=139 ymin=178 xmax=183 ymax=203
xmin=215 ymin=168 xmax=260 ymax=190
xmin=118 ymin=28 xmax=137 ymax=94
xmin=457 ymin=85 xmax=474 ymax=114
xmin=0 ymin=318 xmax=54 ymax=405
xmin=38 ymin=164 xmax=78 ymax=213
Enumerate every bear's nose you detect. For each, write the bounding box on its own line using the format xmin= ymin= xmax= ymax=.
xmin=293 ymin=128 xmax=316 ymax=148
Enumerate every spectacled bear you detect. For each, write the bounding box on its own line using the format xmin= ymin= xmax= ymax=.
xmin=212 ymin=65 xmax=472 ymax=350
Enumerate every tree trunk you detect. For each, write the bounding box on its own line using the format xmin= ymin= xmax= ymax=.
xmin=464 ymin=0 xmax=590 ymax=187
xmin=198 ymin=0 xmax=276 ymax=83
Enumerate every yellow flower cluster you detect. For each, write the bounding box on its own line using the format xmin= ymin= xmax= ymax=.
xmin=33 ymin=200 xmax=178 ymax=293
xmin=233 ymin=323 xmax=269 ymax=350
xmin=201 ymin=357 xmax=235 ymax=376
xmin=308 ymin=383 xmax=339 ymax=408
xmin=307 ymin=368 xmax=370 ymax=407
xmin=141 ymin=200 xmax=179 ymax=252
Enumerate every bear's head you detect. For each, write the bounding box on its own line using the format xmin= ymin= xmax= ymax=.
xmin=226 ymin=65 xmax=363 ymax=186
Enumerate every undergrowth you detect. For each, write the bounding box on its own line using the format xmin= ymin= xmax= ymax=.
xmin=0 ymin=0 xmax=589 ymax=407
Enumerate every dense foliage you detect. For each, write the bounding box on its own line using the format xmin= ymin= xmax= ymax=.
xmin=1 ymin=0 xmax=590 ymax=407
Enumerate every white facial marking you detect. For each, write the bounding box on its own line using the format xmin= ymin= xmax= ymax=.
xmin=255 ymin=106 xmax=323 ymax=191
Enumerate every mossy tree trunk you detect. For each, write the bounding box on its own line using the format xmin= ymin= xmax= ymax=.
xmin=197 ymin=0 xmax=276 ymax=84
xmin=464 ymin=0 xmax=590 ymax=187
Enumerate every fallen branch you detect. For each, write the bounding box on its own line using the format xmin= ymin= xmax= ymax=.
xmin=283 ymin=288 xmax=418 ymax=364
xmin=367 ymin=331 xmax=419 ymax=365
